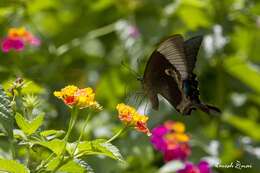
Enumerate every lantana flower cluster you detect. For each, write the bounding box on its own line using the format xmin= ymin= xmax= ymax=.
xmin=151 ymin=121 xmax=212 ymax=173
xmin=54 ymin=85 xmax=101 ymax=110
xmin=151 ymin=121 xmax=191 ymax=161
xmin=178 ymin=161 xmax=212 ymax=173
xmin=116 ymin=103 xmax=151 ymax=136
xmin=1 ymin=27 xmax=40 ymax=53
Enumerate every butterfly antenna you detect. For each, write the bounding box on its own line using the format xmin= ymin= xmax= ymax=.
xmin=121 ymin=61 xmax=142 ymax=79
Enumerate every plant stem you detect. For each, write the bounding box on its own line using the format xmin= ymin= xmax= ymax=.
xmin=78 ymin=112 xmax=91 ymax=142
xmin=106 ymin=125 xmax=129 ymax=143
xmin=35 ymin=153 xmax=55 ymax=173
xmin=9 ymin=137 xmax=16 ymax=159
xmin=64 ymin=107 xmax=78 ymax=141
xmin=51 ymin=107 xmax=79 ymax=173
xmin=72 ymin=112 xmax=91 ymax=156
xmin=55 ymin=23 xmax=116 ymax=56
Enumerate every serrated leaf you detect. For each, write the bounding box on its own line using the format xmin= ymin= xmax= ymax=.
xmin=46 ymin=157 xmax=94 ymax=173
xmin=77 ymin=139 xmax=124 ymax=161
xmin=74 ymin=159 xmax=94 ymax=173
xmin=33 ymin=139 xmax=65 ymax=156
xmin=15 ymin=113 xmax=44 ymax=135
xmin=40 ymin=130 xmax=65 ymax=140
xmin=0 ymin=85 xmax=13 ymax=137
xmin=0 ymin=159 xmax=29 ymax=173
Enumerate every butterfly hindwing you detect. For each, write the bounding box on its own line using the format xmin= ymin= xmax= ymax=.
xmin=184 ymin=35 xmax=203 ymax=73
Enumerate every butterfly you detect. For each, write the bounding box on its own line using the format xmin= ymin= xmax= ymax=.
xmin=141 ymin=34 xmax=220 ymax=115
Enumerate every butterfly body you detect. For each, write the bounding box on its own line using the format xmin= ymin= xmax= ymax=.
xmin=142 ymin=34 xmax=220 ymax=115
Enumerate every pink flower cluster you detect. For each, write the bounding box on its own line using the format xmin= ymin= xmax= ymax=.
xmin=1 ymin=27 xmax=40 ymax=53
xmin=151 ymin=121 xmax=212 ymax=173
xmin=151 ymin=121 xmax=191 ymax=161
xmin=178 ymin=161 xmax=212 ymax=173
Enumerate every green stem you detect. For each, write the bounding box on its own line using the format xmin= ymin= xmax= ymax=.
xmin=64 ymin=107 xmax=78 ymax=141
xmin=35 ymin=153 xmax=55 ymax=173
xmin=55 ymin=23 xmax=116 ymax=56
xmin=106 ymin=125 xmax=129 ymax=143
xmin=78 ymin=112 xmax=91 ymax=142
xmin=51 ymin=111 xmax=92 ymax=172
xmin=72 ymin=113 xmax=91 ymax=156
xmin=9 ymin=137 xmax=16 ymax=159
xmin=25 ymin=146 xmax=30 ymax=167
xmin=72 ymin=112 xmax=91 ymax=156
xmin=9 ymin=93 xmax=17 ymax=159
xmin=51 ymin=107 xmax=79 ymax=173
xmin=87 ymin=23 xmax=116 ymax=39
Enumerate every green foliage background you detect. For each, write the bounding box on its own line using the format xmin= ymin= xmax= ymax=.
xmin=0 ymin=0 xmax=260 ymax=172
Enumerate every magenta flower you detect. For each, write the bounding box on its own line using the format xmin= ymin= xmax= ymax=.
xmin=1 ymin=37 xmax=24 ymax=53
xmin=164 ymin=143 xmax=191 ymax=162
xmin=1 ymin=27 xmax=41 ymax=53
xmin=150 ymin=121 xmax=191 ymax=162
xmin=177 ymin=161 xmax=212 ymax=173
xmin=151 ymin=125 xmax=168 ymax=152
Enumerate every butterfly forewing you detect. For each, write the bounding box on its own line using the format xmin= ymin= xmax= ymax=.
xmin=157 ymin=35 xmax=188 ymax=80
xmin=143 ymin=51 xmax=182 ymax=110
xmin=142 ymin=34 xmax=220 ymax=115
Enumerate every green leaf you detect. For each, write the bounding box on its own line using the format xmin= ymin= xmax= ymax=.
xmin=0 ymin=159 xmax=29 ymax=173
xmin=47 ymin=158 xmax=94 ymax=173
xmin=27 ymin=0 xmax=60 ymax=15
xmin=74 ymin=159 xmax=94 ymax=173
xmin=40 ymin=130 xmax=65 ymax=140
xmin=223 ymin=113 xmax=260 ymax=140
xmin=224 ymin=56 xmax=260 ymax=94
xmin=33 ymin=139 xmax=66 ymax=156
xmin=15 ymin=113 xmax=45 ymax=135
xmin=90 ymin=0 xmax=114 ymax=11
xmin=0 ymin=85 xmax=13 ymax=137
xmin=13 ymin=129 xmax=27 ymax=140
xmin=77 ymin=139 xmax=124 ymax=161
xmin=177 ymin=2 xmax=211 ymax=30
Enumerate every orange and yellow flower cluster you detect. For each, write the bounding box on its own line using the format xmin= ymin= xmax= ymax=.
xmin=1 ymin=27 xmax=40 ymax=53
xmin=116 ymin=103 xmax=150 ymax=135
xmin=54 ymin=85 xmax=101 ymax=110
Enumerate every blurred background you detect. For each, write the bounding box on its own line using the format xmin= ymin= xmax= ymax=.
xmin=0 ymin=0 xmax=260 ymax=172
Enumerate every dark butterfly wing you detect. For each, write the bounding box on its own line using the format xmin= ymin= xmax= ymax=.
xmin=143 ymin=50 xmax=182 ymax=110
xmin=158 ymin=73 xmax=182 ymax=111
xmin=184 ymin=36 xmax=203 ymax=73
xmin=157 ymin=34 xmax=188 ymax=80
xmin=143 ymin=34 xmax=220 ymax=114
